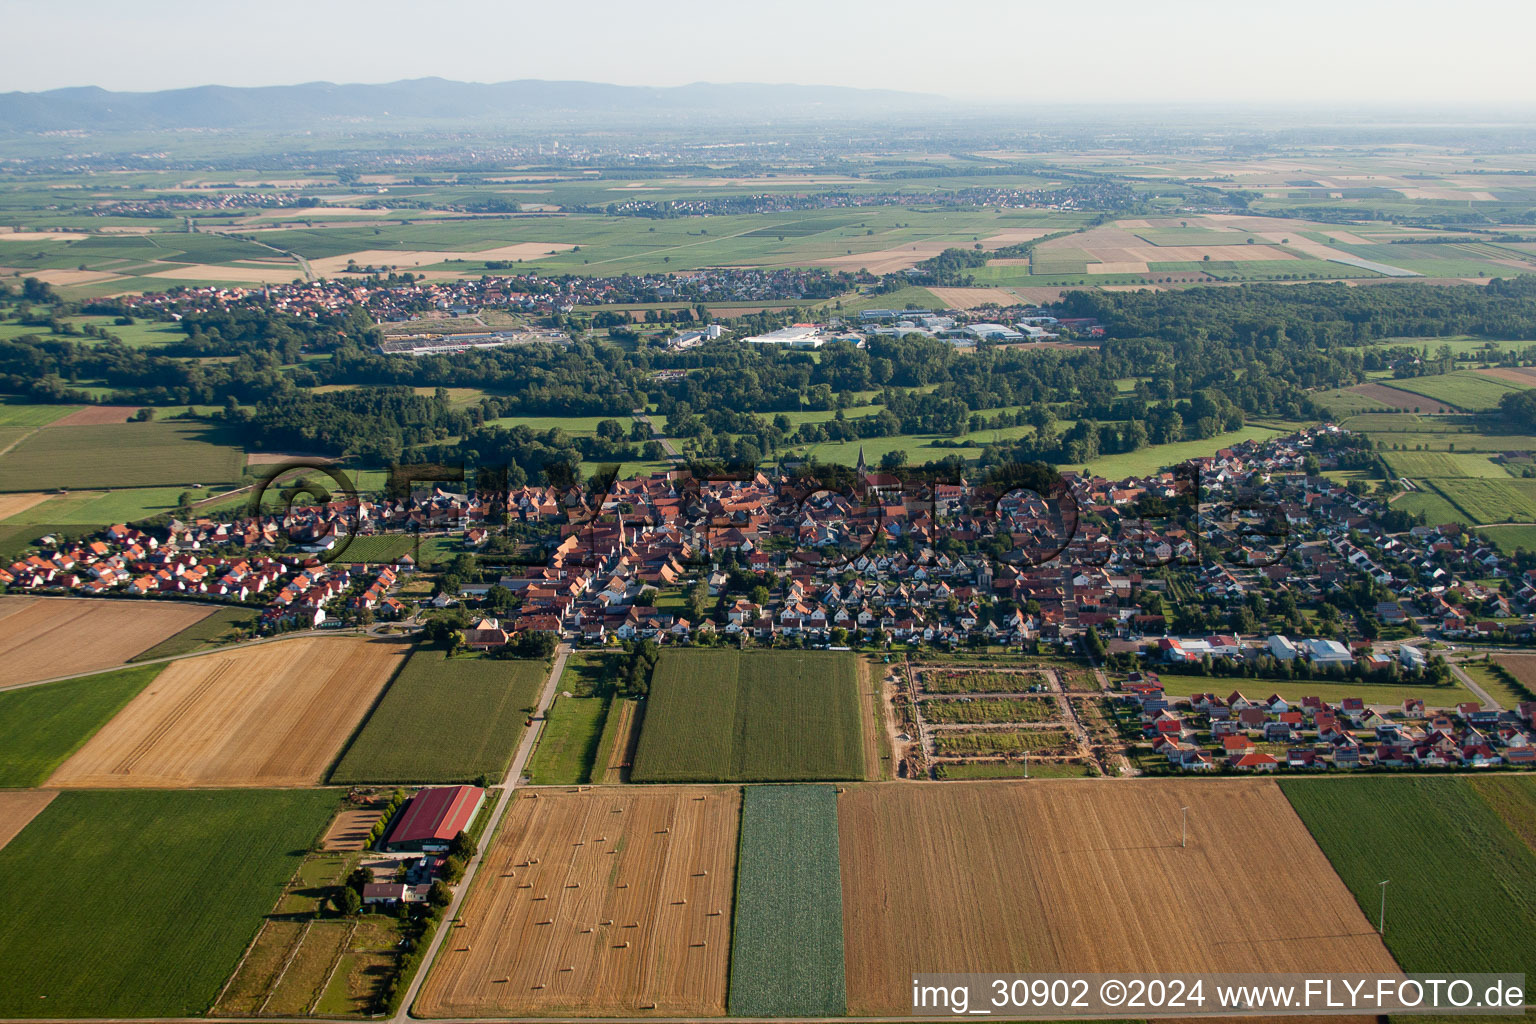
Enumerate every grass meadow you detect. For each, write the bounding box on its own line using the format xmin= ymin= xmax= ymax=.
xmin=328 ymin=647 xmax=544 ymax=784
xmin=631 ymin=650 xmax=863 ymax=782
xmin=728 ymin=785 xmax=846 ymax=1016
xmin=0 ymin=420 xmax=245 ymax=491
xmin=1281 ymin=777 xmax=1536 ymax=980
xmin=1381 ymin=451 xmax=1508 ymax=478
xmin=0 ymin=665 xmax=161 ymax=787
xmin=0 ymin=788 xmax=338 ymax=1017
xmin=524 ymin=694 xmax=611 ymax=785
xmin=1150 ymin=671 xmax=1472 ymax=708
xmin=1382 ymin=371 xmax=1529 ymax=411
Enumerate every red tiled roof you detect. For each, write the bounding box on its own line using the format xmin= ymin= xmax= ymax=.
xmin=387 ymin=786 xmax=484 ymax=846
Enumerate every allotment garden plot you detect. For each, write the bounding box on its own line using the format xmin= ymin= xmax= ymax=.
xmin=414 ymin=787 xmax=739 ymax=1018
xmin=838 ymin=779 xmax=1398 ymax=1017
xmin=908 ymin=661 xmax=1087 ymax=778
xmin=49 ymin=636 xmax=407 ymax=788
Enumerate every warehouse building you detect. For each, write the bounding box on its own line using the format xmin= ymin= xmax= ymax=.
xmin=383 ymin=785 xmax=486 ymax=853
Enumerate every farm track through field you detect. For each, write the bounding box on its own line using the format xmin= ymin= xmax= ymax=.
xmin=392 ymin=645 xmax=569 ymax=1020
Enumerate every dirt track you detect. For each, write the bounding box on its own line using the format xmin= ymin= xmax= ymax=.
xmin=0 ymin=596 xmax=216 ymax=685
xmin=47 ymin=635 xmax=407 ymax=788
xmin=415 ymin=787 xmax=739 ymax=1018
xmin=838 ymin=779 xmax=1398 ymax=1016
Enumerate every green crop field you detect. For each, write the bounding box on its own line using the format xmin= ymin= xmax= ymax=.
xmin=1382 ymin=451 xmax=1508 ymax=478
xmin=0 ymin=665 xmax=160 ymax=787
xmin=1392 ymin=487 xmax=1468 ymax=528
xmin=729 ymin=785 xmax=846 ymax=1016
xmin=1480 ymin=524 xmax=1536 ymax=555
xmin=524 ymin=694 xmax=611 ymax=785
xmin=0 ymin=486 xmax=227 ymax=527
xmin=937 ymin=759 xmax=1093 ymax=779
xmin=1428 ymin=477 xmax=1536 ymax=524
xmin=0 ymin=421 xmax=245 ymax=491
xmin=328 ymin=647 xmax=545 ymax=784
xmin=630 ymin=650 xmax=863 ymax=782
xmin=0 ymin=399 xmax=78 ymax=427
xmin=1381 ymin=371 xmax=1529 ymax=411
xmin=0 ymin=788 xmax=337 ymax=1017
xmin=128 ymin=606 xmax=258 ymax=662
xmin=556 ymin=652 xmax=623 ymax=696
xmin=1281 ymin=777 xmax=1536 ymax=980
xmin=1151 ymin=671 xmax=1472 ymax=708
xmin=1468 ymin=776 xmax=1536 ymax=853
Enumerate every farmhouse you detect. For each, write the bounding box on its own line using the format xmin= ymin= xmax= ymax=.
xmin=383 ymin=785 xmax=485 ymax=852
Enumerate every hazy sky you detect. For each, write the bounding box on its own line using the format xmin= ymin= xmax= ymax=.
xmin=3 ymin=0 xmax=1534 ymax=105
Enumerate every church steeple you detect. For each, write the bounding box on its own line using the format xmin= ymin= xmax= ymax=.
xmin=856 ymin=445 xmax=866 ymax=473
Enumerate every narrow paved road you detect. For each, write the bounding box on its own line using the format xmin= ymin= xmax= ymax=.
xmin=393 ymin=643 xmax=570 ymax=1021
xmin=1448 ymin=659 xmax=1502 ymax=710
xmin=631 ymin=408 xmax=682 ymax=461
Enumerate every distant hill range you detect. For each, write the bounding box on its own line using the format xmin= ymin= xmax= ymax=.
xmin=0 ymin=77 xmax=950 ymax=131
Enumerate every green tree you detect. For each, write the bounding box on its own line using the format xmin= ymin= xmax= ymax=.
xmin=333 ymin=886 xmax=362 ymax=916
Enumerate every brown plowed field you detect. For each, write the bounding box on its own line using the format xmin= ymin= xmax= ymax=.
xmin=839 ymin=779 xmax=1397 ymax=1016
xmin=49 ymin=406 xmax=140 ymax=426
xmin=0 ymin=596 xmax=216 ymax=685
xmin=1345 ymin=382 xmax=1437 ymax=411
xmin=0 ymin=789 xmax=56 ymax=852
xmin=47 ymin=636 xmax=407 ymax=788
xmin=1476 ymin=366 xmax=1536 ymax=386
xmin=415 ymin=787 xmax=739 ymax=1018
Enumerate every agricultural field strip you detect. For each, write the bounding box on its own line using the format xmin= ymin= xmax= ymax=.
xmin=729 ymin=785 xmax=846 ymax=1017
xmin=631 ymin=650 xmax=863 ymax=783
xmin=49 ymin=636 xmax=407 ymax=788
xmin=0 ymin=596 xmax=217 ymax=686
xmin=329 ymin=648 xmax=546 ymax=785
xmin=838 ymin=780 xmax=1398 ymax=1017
xmin=414 ymin=787 xmax=739 ymax=1017
xmin=0 ymin=788 xmax=338 ymax=1018
xmin=1281 ymin=777 xmax=1536 ymax=980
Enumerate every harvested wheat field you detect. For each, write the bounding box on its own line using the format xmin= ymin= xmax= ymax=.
xmin=0 ymin=789 xmax=56 ymax=852
xmin=0 ymin=491 xmax=49 ymax=521
xmin=1493 ymin=654 xmax=1536 ymax=692
xmin=928 ymin=286 xmax=1028 ymax=309
xmin=48 ymin=636 xmax=407 ymax=788
xmin=0 ymin=596 xmax=216 ymax=685
xmin=839 ymin=779 xmax=1397 ymax=1016
xmin=416 ymin=787 xmax=740 ymax=1018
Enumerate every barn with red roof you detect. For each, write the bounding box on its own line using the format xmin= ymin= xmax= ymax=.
xmin=383 ymin=785 xmax=486 ymax=852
